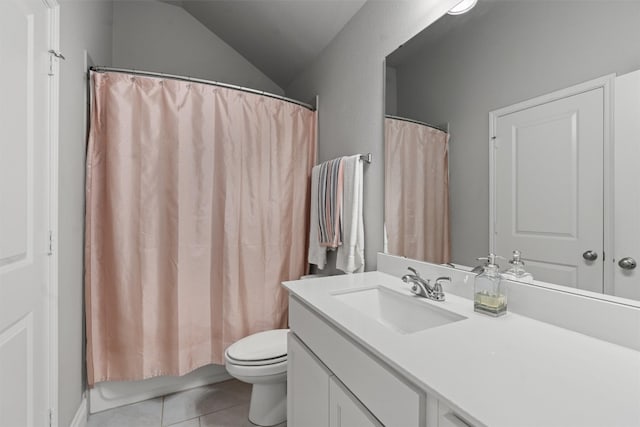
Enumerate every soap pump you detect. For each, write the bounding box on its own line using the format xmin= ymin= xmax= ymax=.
xmin=502 ymin=250 xmax=533 ymax=283
xmin=474 ymin=253 xmax=507 ymax=317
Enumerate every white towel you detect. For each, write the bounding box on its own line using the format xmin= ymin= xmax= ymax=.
xmin=308 ymin=165 xmax=327 ymax=269
xmin=337 ymin=155 xmax=364 ymax=273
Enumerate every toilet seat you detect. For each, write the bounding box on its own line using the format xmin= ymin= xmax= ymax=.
xmin=225 ymin=329 xmax=289 ymax=366
xmin=226 ymin=353 xmax=287 ymax=366
xmin=225 ymin=357 xmax=287 ymax=379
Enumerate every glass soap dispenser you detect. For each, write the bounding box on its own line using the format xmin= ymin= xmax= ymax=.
xmin=502 ymin=250 xmax=533 ymax=283
xmin=474 ymin=253 xmax=507 ymax=317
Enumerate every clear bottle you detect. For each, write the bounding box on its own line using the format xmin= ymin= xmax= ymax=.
xmin=474 ymin=254 xmax=507 ymax=317
xmin=502 ymin=250 xmax=533 ymax=283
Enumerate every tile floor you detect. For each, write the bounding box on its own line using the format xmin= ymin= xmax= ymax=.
xmin=87 ymin=379 xmax=286 ymax=427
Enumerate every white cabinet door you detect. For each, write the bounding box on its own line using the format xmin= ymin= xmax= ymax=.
xmin=289 ymin=297 xmax=424 ymax=426
xmin=0 ymin=1 xmax=53 ymax=426
xmin=288 ymin=333 xmax=331 ymax=427
xmin=329 ymin=377 xmax=382 ymax=427
xmin=491 ymin=82 xmax=606 ymax=293
xmin=613 ymin=70 xmax=640 ymax=300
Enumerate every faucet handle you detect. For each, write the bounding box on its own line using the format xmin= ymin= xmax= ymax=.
xmin=431 ymin=277 xmax=449 ymax=301
xmin=407 ymin=266 xmax=420 ymax=277
xmin=434 ymin=276 xmax=451 ymax=293
xmin=435 ymin=276 xmax=451 ymax=285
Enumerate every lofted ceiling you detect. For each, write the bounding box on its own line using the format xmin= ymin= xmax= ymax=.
xmin=386 ymin=0 xmax=495 ymax=67
xmin=167 ymin=0 xmax=367 ymax=89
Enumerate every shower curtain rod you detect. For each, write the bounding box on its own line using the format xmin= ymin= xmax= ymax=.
xmin=385 ymin=114 xmax=448 ymax=134
xmin=89 ymin=66 xmax=315 ymax=111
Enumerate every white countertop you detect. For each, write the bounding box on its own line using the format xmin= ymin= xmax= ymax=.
xmin=283 ymin=271 xmax=640 ymax=427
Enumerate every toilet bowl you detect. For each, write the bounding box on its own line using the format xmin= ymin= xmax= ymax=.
xmin=224 ymin=328 xmax=289 ymax=426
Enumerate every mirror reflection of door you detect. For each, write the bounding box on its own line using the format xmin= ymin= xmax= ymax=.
xmin=613 ymin=70 xmax=640 ymax=301
xmin=490 ymin=78 xmax=607 ymax=293
xmin=384 ymin=0 xmax=640 ymax=301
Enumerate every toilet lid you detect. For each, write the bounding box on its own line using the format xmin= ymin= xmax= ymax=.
xmin=226 ymin=329 xmax=289 ymax=364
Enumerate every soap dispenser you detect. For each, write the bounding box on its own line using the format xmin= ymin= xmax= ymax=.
xmin=502 ymin=250 xmax=533 ymax=283
xmin=474 ymin=253 xmax=507 ymax=317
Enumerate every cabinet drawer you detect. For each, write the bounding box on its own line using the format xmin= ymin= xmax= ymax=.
xmin=289 ymin=296 xmax=424 ymax=426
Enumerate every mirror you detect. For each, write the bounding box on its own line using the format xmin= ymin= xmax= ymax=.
xmin=384 ymin=0 xmax=640 ymax=301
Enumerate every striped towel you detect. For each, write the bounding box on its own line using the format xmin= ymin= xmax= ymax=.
xmin=317 ymin=157 xmax=345 ymax=248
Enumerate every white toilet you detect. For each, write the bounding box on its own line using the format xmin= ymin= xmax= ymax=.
xmin=224 ymin=328 xmax=289 ymax=426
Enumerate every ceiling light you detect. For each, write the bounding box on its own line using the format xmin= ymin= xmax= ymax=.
xmin=447 ymin=0 xmax=478 ymax=15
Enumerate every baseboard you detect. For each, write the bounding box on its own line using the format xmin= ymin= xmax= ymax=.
xmin=69 ymin=396 xmax=88 ymax=427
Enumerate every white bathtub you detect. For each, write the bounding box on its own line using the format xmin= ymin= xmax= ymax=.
xmin=89 ymin=364 xmax=231 ymax=413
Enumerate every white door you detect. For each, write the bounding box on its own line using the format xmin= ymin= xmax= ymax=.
xmin=0 ymin=0 xmax=53 ymax=425
xmin=491 ymin=81 xmax=607 ymax=293
xmin=613 ymin=70 xmax=640 ymax=300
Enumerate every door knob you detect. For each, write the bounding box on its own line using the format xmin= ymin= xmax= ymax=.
xmin=582 ymin=250 xmax=598 ymax=261
xmin=618 ymin=257 xmax=637 ymax=270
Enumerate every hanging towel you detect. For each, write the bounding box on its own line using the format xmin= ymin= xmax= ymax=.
xmin=337 ymin=155 xmax=365 ymax=273
xmin=314 ymin=157 xmax=344 ymax=249
xmin=318 ymin=157 xmax=344 ymax=248
xmin=309 ymin=156 xmax=346 ymax=269
xmin=308 ymin=165 xmax=327 ymax=269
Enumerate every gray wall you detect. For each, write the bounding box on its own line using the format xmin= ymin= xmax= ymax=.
xmin=385 ymin=66 xmax=397 ymax=116
xmin=391 ymin=1 xmax=640 ymax=267
xmin=58 ymin=1 xmax=113 ymax=425
xmin=286 ymin=0 xmax=461 ymax=273
xmin=112 ymin=1 xmax=284 ymax=95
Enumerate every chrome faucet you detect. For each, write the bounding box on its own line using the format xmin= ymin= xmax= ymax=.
xmin=401 ymin=267 xmax=450 ymax=302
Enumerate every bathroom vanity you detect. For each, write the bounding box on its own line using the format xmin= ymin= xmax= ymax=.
xmin=282 ymin=262 xmax=640 ymax=427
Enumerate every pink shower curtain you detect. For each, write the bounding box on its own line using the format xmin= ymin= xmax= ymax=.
xmin=85 ymin=71 xmax=316 ymax=385
xmin=385 ymin=117 xmax=451 ymax=264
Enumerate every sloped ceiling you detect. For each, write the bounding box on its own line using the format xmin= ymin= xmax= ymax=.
xmin=386 ymin=0 xmax=495 ymax=67
xmin=175 ymin=0 xmax=367 ymax=89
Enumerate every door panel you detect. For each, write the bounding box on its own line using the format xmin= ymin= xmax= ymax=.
xmin=0 ymin=0 xmax=52 ymax=425
xmin=511 ymin=112 xmax=578 ymax=238
xmin=493 ymin=88 xmax=604 ymax=292
xmin=0 ymin=0 xmax=31 ymax=268
xmin=0 ymin=315 xmax=33 ymax=427
xmin=523 ymin=260 xmax=577 ymax=287
xmin=613 ymin=70 xmax=640 ymax=300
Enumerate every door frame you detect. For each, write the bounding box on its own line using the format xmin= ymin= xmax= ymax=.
xmin=44 ymin=0 xmax=60 ymax=425
xmin=489 ymin=74 xmax=614 ymax=293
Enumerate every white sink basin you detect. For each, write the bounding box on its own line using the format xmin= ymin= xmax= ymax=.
xmin=332 ymin=286 xmax=466 ymax=334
